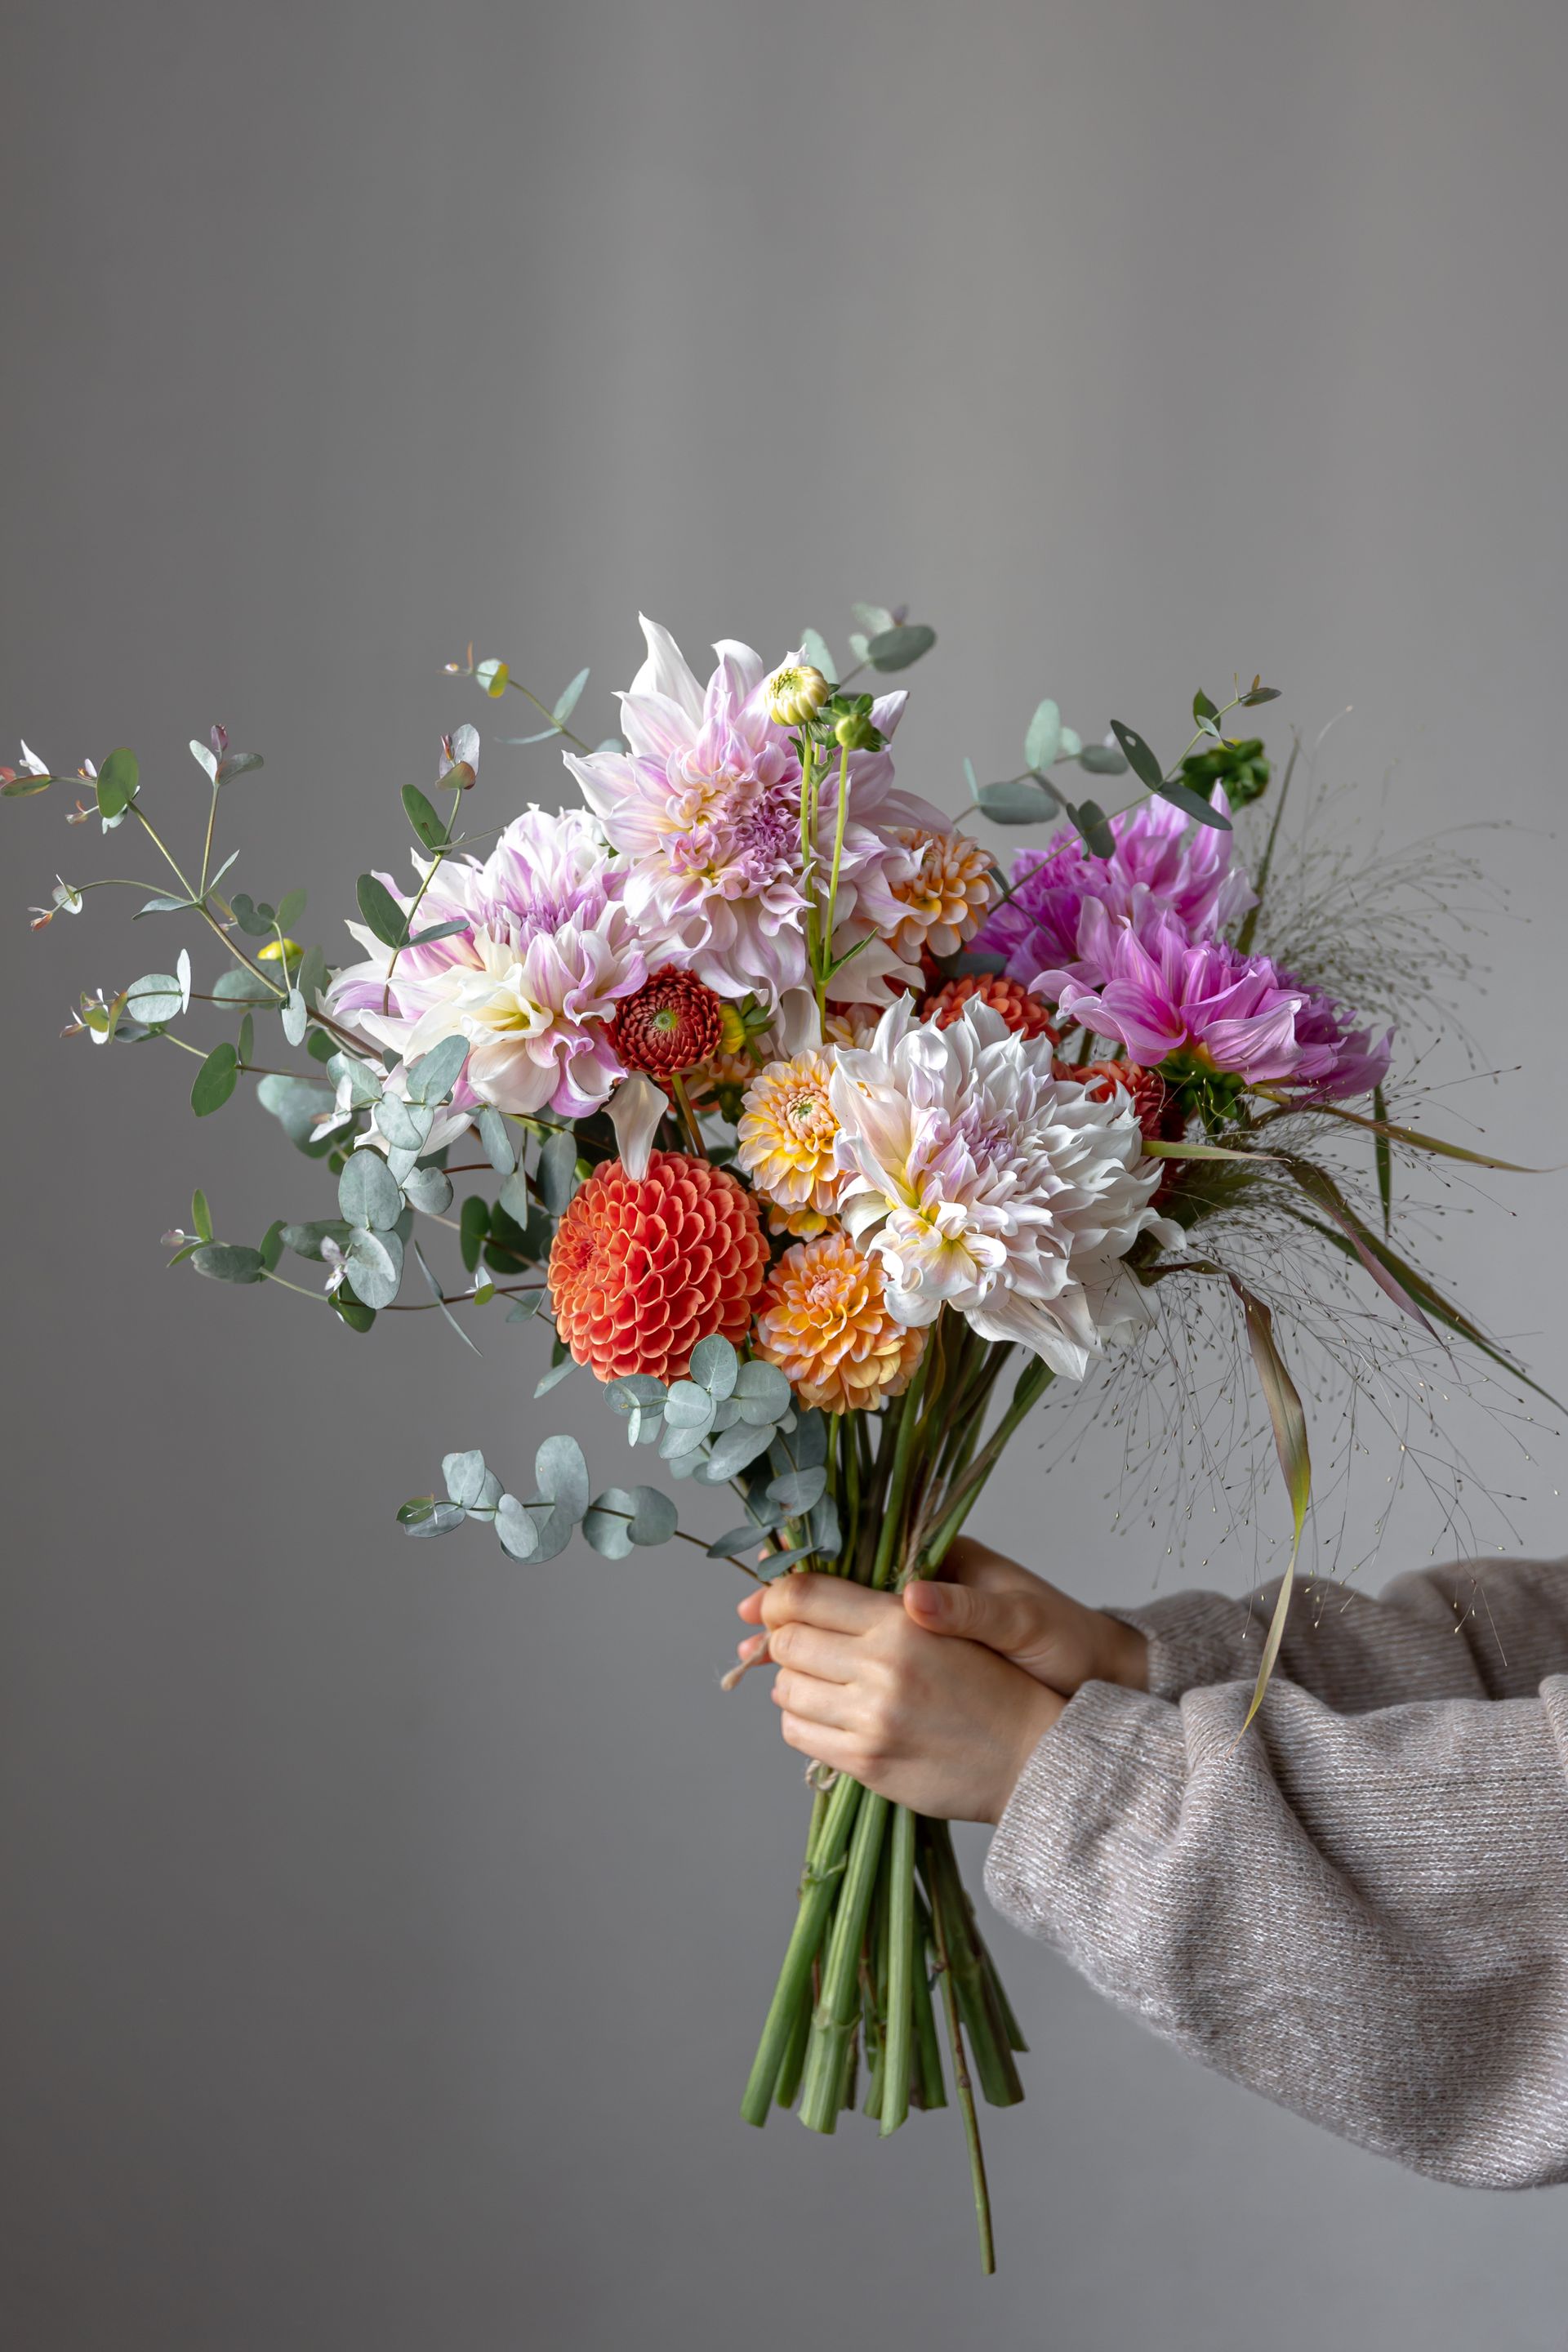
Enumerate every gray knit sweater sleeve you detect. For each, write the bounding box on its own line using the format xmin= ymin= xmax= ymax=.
xmin=984 ymin=1561 xmax=1568 ymax=2188
xmin=1108 ymin=1556 xmax=1568 ymax=1710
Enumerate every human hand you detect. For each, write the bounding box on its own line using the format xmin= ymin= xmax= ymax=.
xmin=902 ymin=1537 xmax=1147 ymax=1695
xmin=733 ymin=1573 xmax=1064 ymax=1824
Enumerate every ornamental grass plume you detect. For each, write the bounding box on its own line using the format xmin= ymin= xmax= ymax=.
xmin=755 ymin=1230 xmax=925 ymax=1414
xmin=547 ymin=1149 xmax=767 ymax=1382
xmin=735 ymin=1049 xmax=844 ymax=1236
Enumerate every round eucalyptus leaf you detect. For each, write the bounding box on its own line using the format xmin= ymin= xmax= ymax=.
xmin=401 ymin=1165 xmax=453 ymax=1217
xmin=374 ymin=1094 xmax=434 ymax=1152
xmin=662 ymin=1380 xmax=716 ymax=1431
xmin=702 ymin=1421 xmax=777 ymax=1481
xmin=190 ymin=1241 xmax=266 ymax=1284
xmin=767 ymin=1465 xmax=827 ymax=1515
xmin=495 ymin=1494 xmax=540 ymax=1560
xmin=345 ymin=1226 xmax=403 ymax=1308
xmin=976 ymin=777 xmax=1059 ymax=826
xmin=533 ymin=1432 xmax=590 ymax=1520
xmin=405 ymin=1034 xmax=468 ymax=1106
xmin=338 ymin=1149 xmax=403 ymax=1232
xmin=442 ymin=1448 xmax=489 ymax=1508
xmin=688 ymin=1335 xmax=739 ymax=1399
xmin=127 ymin=972 xmax=185 ymax=1026
xmin=866 ymin=623 xmax=936 ymax=671
xmin=581 ymin=1501 xmax=635 ymax=1559
xmin=608 ymin=1374 xmax=666 ymax=1414
xmin=730 ymin=1360 xmax=792 ymax=1423
xmin=403 ymin=1501 xmax=467 ymax=1539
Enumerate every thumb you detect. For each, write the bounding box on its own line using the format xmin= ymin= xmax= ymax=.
xmin=905 ymin=1578 xmax=1039 ymax=1653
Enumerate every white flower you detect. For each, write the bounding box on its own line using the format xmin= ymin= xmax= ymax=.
xmin=828 ymin=996 xmax=1179 ymax=1379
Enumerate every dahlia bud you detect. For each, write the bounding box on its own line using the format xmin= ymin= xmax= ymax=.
xmin=764 ymin=662 xmax=831 ymax=728
xmin=717 ymin=1002 xmax=750 ymax=1057
xmin=833 ymin=709 xmax=881 ymax=752
xmin=257 ymin=937 xmax=303 ymax=977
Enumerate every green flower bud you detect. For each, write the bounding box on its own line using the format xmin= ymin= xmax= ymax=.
xmin=765 ymin=662 xmax=831 ymax=728
xmin=833 ymin=709 xmax=881 ymax=752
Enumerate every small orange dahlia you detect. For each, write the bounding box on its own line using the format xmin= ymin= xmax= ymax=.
xmin=609 ymin=966 xmax=725 ymax=1078
xmin=735 ymin=1050 xmax=843 ymax=1238
xmin=921 ymin=972 xmax=1058 ymax=1043
xmin=1071 ymin=1059 xmax=1184 ymax=1143
xmin=547 ymin=1150 xmax=768 ymax=1382
xmin=754 ymin=1231 xmax=925 ymax=1414
xmin=884 ymin=828 xmax=997 ymax=964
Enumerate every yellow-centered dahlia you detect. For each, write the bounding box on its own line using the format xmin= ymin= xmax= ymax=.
xmin=754 ymin=1231 xmax=926 ymax=1414
xmin=884 ymin=828 xmax=996 ymax=964
xmin=735 ymin=1049 xmax=843 ymax=1236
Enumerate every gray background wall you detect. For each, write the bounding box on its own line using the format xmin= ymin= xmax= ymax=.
xmin=3 ymin=2 xmax=1566 ymax=2347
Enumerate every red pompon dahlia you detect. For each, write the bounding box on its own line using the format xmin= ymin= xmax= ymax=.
xmin=1071 ymin=1059 xmax=1184 ymax=1143
xmin=608 ymin=966 xmax=725 ymax=1078
xmin=547 ymin=1149 xmax=768 ymax=1382
xmin=922 ymin=972 xmax=1059 ymax=1043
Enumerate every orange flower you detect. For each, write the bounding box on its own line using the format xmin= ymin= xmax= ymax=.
xmin=754 ymin=1231 xmax=925 ymax=1414
xmin=548 ymin=1150 xmax=768 ymax=1382
xmin=736 ymin=1050 xmax=844 ymax=1237
xmin=884 ymin=829 xmax=996 ymax=964
xmin=921 ymin=972 xmax=1058 ymax=1042
xmin=1071 ymin=1059 xmax=1183 ymax=1142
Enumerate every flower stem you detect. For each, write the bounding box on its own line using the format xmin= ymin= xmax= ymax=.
xmin=741 ymin=1771 xmax=862 ymax=2126
xmin=926 ymin=1833 xmax=996 ymax=2274
xmin=879 ymin=1802 xmax=917 ymax=2136
xmin=798 ymin=1787 xmax=889 ymax=2133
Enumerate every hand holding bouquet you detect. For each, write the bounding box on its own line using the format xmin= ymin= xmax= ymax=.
xmin=9 ymin=608 xmax=1547 ymax=2270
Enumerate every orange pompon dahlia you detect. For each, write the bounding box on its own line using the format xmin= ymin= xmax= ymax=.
xmin=608 ymin=965 xmax=725 ymax=1078
xmin=548 ymin=1149 xmax=768 ymax=1382
xmin=884 ymin=828 xmax=997 ymax=964
xmin=1071 ymin=1059 xmax=1183 ymax=1143
xmin=921 ymin=972 xmax=1058 ymax=1043
xmin=735 ymin=1049 xmax=843 ymax=1238
xmin=754 ymin=1231 xmax=925 ymax=1414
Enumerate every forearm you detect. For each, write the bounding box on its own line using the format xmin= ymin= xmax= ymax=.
xmin=1106 ymin=1556 xmax=1568 ymax=1710
xmin=985 ymin=1669 xmax=1568 ymax=2187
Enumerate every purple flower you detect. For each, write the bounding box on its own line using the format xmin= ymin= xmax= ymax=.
xmin=975 ymin=790 xmax=1254 ymax=985
xmin=1036 ymin=904 xmax=1392 ymax=1097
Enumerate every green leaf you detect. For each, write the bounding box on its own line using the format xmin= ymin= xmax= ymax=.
xmin=402 ymin=1165 xmax=453 ymax=1217
xmin=339 ymin=1151 xmax=403 ymax=1232
xmin=216 ymin=749 xmax=265 ymax=782
xmin=237 ymin=1013 xmax=254 ymax=1067
xmin=533 ymin=1360 xmax=573 ymax=1399
xmin=2 ymin=773 xmax=52 ymax=798
xmin=258 ymin=1219 xmax=287 ymax=1273
xmin=408 ymin=919 xmax=469 ymax=948
xmin=1240 ymin=684 xmax=1281 ymax=706
xmin=1024 ymin=699 xmax=1062 ymax=772
xmin=767 ymin=1465 xmax=827 ymax=1514
xmin=256 ymin=1074 xmax=336 ymax=1155
xmin=663 ymin=1380 xmax=716 ymax=1431
xmin=534 ymin=1432 xmax=590 ymax=1521
xmin=330 ymin=1290 xmax=377 ymax=1333
xmin=1077 ymin=741 xmax=1129 ymax=777
xmin=405 ymin=1034 xmax=468 ymax=1105
xmin=191 ymin=1187 xmax=214 ymax=1243
xmin=475 ymin=658 xmax=510 ymax=697
xmin=191 ymin=1241 xmax=265 ymax=1284
xmin=345 ymin=1226 xmax=403 ymax=1309
xmin=443 ymin=1449 xmax=489 ymax=1508
xmin=276 ymin=887 xmax=308 ymax=930
xmin=537 ymin=1128 xmax=579 ymax=1216
xmin=707 ymin=1525 xmax=773 ymax=1561
xmin=280 ymin=1218 xmax=350 ymax=1261
xmin=229 ymin=893 xmax=275 ymax=938
xmin=866 ymin=623 xmax=936 ymax=671
xmin=1071 ymin=799 xmax=1116 ymax=860
xmin=799 ymin=626 xmax=838 ymax=685
xmin=212 ymin=965 xmax=279 ymax=1006
xmin=552 ymin=666 xmax=590 ymax=724
xmin=402 ymin=783 xmax=447 ymax=850
xmin=373 ymin=1094 xmax=434 ymax=1152
xmin=1232 ymin=1285 xmax=1311 ymax=1735
xmin=296 ymin=942 xmax=328 ymax=1012
xmin=96 ymin=746 xmax=140 ymax=822
xmin=976 ymin=777 xmax=1060 ymax=826
xmin=1192 ymin=688 xmax=1219 ymax=726
xmin=281 ymin=987 xmax=308 ymax=1046
xmin=356 ymin=874 xmax=408 ymax=950
xmin=307 ymin=1028 xmax=336 ymax=1064
xmin=1154 ymin=779 xmax=1232 ymax=831
xmin=1107 ymin=721 xmax=1163 ymax=795
xmin=190 ymin=1042 xmax=239 ymax=1117
xmin=1373 ymin=1084 xmax=1392 ymax=1236
xmin=477 ymin=1105 xmax=515 ymax=1174
xmin=459 ymin=1194 xmax=488 ymax=1273
xmin=495 ymin=1494 xmax=540 ymax=1559
xmin=689 ymin=1335 xmax=739 ymax=1399
xmin=730 ymin=1360 xmax=792 ymax=1425
xmin=126 ymin=972 xmax=185 ymax=1026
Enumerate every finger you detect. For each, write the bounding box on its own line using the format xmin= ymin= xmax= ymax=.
xmin=771 ymin=1669 xmax=861 ymax=1732
xmin=763 ymin=1621 xmax=860 ymax=1683
xmin=734 ymin=1632 xmax=769 ymax=1664
xmin=941 ymin=1535 xmax=1032 ymax=1594
xmin=904 ymin=1577 xmax=1047 ymax=1655
xmin=736 ymin=1589 xmax=765 ymax=1624
xmin=759 ymin=1574 xmax=896 ymax=1637
xmin=778 ymin=1713 xmax=861 ymax=1779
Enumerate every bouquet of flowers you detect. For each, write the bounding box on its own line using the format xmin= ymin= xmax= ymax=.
xmin=8 ymin=609 xmax=1548 ymax=2271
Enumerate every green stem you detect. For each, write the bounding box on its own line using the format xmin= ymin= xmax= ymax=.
xmin=880 ymin=1802 xmax=916 ymax=2136
xmin=1235 ymin=729 xmax=1298 ymax=957
xmin=922 ymin=1821 xmax=1022 ymax=2107
xmin=741 ymin=1772 xmax=862 ymax=2126
xmin=870 ymin=1345 xmax=932 ymax=1589
xmin=798 ymin=1788 xmax=890 ymax=2134
xmin=915 ymin=1360 xmax=1055 ymax=1579
xmin=817 ymin=742 xmax=853 ymax=1022
xmin=926 ymin=1838 xmax=996 ymax=2274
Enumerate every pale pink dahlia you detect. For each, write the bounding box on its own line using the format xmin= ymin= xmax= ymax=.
xmin=324 ymin=805 xmax=646 ymax=1118
xmin=564 ymin=618 xmax=949 ymax=1007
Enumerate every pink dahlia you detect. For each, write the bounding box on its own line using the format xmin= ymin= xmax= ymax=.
xmin=975 ymin=790 xmax=1254 ymax=986
xmin=324 ymin=805 xmax=646 ymax=1118
xmin=1036 ymin=904 xmax=1392 ymax=1097
xmin=564 ymin=618 xmax=949 ymax=1007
